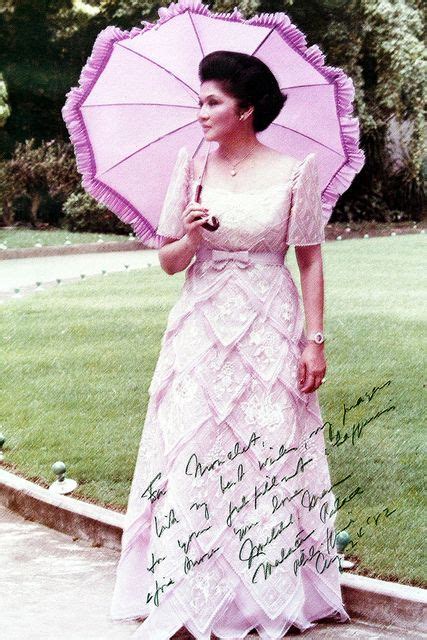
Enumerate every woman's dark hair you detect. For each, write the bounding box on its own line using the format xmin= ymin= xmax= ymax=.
xmin=198 ymin=50 xmax=287 ymax=133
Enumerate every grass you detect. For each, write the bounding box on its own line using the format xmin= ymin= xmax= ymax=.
xmin=0 ymin=228 xmax=130 ymax=249
xmin=0 ymin=234 xmax=425 ymax=586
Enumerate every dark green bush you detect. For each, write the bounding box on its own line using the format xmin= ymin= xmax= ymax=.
xmin=0 ymin=138 xmax=80 ymax=227
xmin=62 ymin=190 xmax=131 ymax=235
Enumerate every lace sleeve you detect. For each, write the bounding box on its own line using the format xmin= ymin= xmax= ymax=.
xmin=286 ymin=153 xmax=326 ymax=246
xmin=156 ymin=146 xmax=191 ymax=244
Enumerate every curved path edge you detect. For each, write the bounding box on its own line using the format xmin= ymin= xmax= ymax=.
xmin=0 ymin=239 xmax=148 ymax=260
xmin=0 ymin=467 xmax=425 ymax=634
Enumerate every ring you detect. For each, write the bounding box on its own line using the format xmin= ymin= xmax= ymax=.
xmin=321 ymin=377 xmax=326 ymax=384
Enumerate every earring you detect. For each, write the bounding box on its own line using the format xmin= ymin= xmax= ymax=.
xmin=239 ymin=110 xmax=253 ymax=121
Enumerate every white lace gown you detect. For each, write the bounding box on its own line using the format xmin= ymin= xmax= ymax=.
xmin=110 ymin=147 xmax=351 ymax=639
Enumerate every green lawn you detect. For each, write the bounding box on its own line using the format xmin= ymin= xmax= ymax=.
xmin=0 ymin=234 xmax=425 ymax=587
xmin=0 ymin=228 xmax=130 ymax=249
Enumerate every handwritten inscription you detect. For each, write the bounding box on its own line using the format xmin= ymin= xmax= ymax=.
xmin=281 ymin=456 xmax=313 ymax=482
xmin=239 ymin=513 xmax=294 ymax=570
xmin=184 ymin=545 xmax=221 ymax=574
xmin=190 ymin=500 xmax=210 ymax=520
xmin=254 ymin=474 xmax=281 ymax=509
xmin=140 ymin=379 xmax=399 ymax=610
xmin=327 ymin=403 xmax=396 ymax=448
xmin=227 ymin=455 xmax=313 ymax=528
xmin=220 ymin=463 xmax=245 ymax=494
xmin=300 ymin=473 xmax=353 ymax=513
xmin=141 ymin=472 xmax=167 ymax=503
xmin=154 ymin=508 xmax=179 ymax=537
xmin=178 ymin=524 xmax=212 ymax=554
xmin=272 ymin=487 xmax=304 ymax=513
xmin=326 ymin=380 xmax=396 ymax=449
xmin=320 ymin=484 xmax=364 ymax=524
xmin=251 ymin=529 xmax=315 ymax=583
xmin=227 ymin=494 xmax=251 ymax=527
xmin=185 ymin=432 xmax=261 ymax=479
xmin=293 ymin=544 xmax=341 ymax=576
xmin=338 ymin=505 xmax=397 ymax=551
xmin=233 ymin=520 xmax=259 ymax=542
xmin=342 ymin=380 xmax=392 ymax=426
xmin=146 ymin=577 xmax=175 ymax=607
xmin=258 ymin=443 xmax=298 ymax=471
xmin=147 ymin=552 xmax=166 ymax=574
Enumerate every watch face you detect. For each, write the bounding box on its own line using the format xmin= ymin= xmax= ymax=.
xmin=314 ymin=332 xmax=324 ymax=344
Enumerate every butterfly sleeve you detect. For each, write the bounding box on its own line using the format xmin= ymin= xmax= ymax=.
xmin=156 ymin=146 xmax=192 ymax=245
xmin=286 ymin=153 xmax=326 ymax=246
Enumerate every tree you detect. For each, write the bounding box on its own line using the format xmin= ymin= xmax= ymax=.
xmin=325 ymin=0 xmax=425 ymax=218
xmin=0 ymin=73 xmax=11 ymax=128
xmin=0 ymin=0 xmax=424 ymax=221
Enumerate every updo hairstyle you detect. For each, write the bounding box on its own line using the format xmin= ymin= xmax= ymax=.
xmin=198 ymin=50 xmax=287 ymax=133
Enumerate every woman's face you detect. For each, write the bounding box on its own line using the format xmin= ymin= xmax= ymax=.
xmin=197 ymin=80 xmax=242 ymax=142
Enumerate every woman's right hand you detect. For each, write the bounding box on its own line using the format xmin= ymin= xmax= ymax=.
xmin=181 ymin=200 xmax=210 ymax=248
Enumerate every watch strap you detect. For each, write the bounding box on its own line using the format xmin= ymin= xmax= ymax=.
xmin=306 ymin=331 xmax=325 ymax=344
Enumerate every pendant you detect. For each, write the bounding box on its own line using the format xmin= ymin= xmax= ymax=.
xmin=231 ymin=168 xmax=236 ymax=176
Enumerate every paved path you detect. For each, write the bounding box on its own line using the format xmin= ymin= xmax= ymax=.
xmin=1 ymin=504 xmax=138 ymax=639
xmin=1 ymin=504 xmax=422 ymax=640
xmin=0 ymin=250 xmax=159 ymax=302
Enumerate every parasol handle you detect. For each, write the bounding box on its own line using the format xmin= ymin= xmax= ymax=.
xmin=194 ymin=182 xmax=203 ymax=203
xmin=194 ymin=180 xmax=219 ymax=231
xmin=193 ymin=144 xmax=219 ymax=231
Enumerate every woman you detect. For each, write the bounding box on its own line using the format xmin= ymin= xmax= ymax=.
xmin=110 ymin=51 xmax=350 ymax=639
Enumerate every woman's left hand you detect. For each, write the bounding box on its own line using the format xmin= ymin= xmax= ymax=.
xmin=298 ymin=343 xmax=326 ymax=393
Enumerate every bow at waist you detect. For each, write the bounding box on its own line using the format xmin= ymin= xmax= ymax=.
xmin=195 ymin=247 xmax=284 ymax=270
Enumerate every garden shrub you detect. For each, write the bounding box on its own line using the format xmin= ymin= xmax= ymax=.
xmin=62 ymin=190 xmax=131 ymax=234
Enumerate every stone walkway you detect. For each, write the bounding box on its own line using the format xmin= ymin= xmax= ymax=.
xmin=1 ymin=504 xmax=137 ymax=639
xmin=0 ymin=250 xmax=159 ymax=303
xmin=1 ymin=504 xmax=422 ymax=640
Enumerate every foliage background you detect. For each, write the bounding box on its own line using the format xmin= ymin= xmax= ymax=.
xmin=0 ymin=0 xmax=425 ymax=229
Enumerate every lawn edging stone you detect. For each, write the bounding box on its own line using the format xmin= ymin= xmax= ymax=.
xmin=0 ymin=240 xmax=148 ymax=260
xmin=0 ymin=467 xmax=123 ymax=550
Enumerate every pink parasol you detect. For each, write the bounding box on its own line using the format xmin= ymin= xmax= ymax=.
xmin=62 ymin=0 xmax=365 ymax=249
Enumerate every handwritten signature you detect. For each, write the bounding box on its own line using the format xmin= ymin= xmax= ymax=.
xmin=326 ymin=380 xmax=396 ymax=448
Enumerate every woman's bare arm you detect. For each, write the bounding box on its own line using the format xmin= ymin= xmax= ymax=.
xmin=295 ymin=244 xmax=324 ymax=336
xmin=158 ymin=235 xmax=199 ymax=275
xmin=295 ymin=244 xmax=326 ymax=393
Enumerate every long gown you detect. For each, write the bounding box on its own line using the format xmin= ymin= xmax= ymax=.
xmin=110 ymin=146 xmax=351 ymax=639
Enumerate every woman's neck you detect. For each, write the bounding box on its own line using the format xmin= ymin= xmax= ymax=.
xmin=216 ymin=130 xmax=261 ymax=162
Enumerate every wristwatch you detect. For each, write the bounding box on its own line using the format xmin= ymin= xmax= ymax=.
xmin=306 ymin=331 xmax=325 ymax=345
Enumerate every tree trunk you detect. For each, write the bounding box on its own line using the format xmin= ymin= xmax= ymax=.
xmin=1 ymin=198 xmax=14 ymax=226
xmin=30 ymin=192 xmax=41 ymax=227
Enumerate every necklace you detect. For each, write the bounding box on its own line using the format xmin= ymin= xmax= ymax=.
xmin=219 ymin=141 xmax=260 ymax=176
